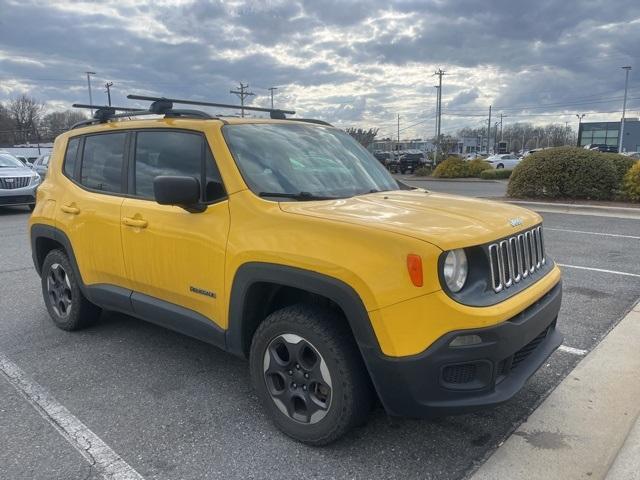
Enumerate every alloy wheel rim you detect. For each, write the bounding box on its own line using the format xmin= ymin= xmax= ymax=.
xmin=46 ymin=263 xmax=72 ymax=318
xmin=263 ymin=333 xmax=332 ymax=424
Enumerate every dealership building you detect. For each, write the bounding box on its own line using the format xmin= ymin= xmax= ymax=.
xmin=578 ymin=118 xmax=640 ymax=152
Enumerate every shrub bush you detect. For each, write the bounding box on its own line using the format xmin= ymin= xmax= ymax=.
xmin=608 ymin=154 xmax=637 ymax=186
xmin=414 ymin=166 xmax=432 ymax=177
xmin=621 ymin=161 xmax=640 ymax=202
xmin=432 ymin=157 xmax=469 ymax=178
xmin=507 ymin=147 xmax=618 ymax=200
xmin=467 ymin=159 xmax=492 ymax=177
xmin=480 ymin=168 xmax=513 ymax=180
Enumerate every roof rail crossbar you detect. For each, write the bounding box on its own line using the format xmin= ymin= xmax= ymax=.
xmin=127 ymin=94 xmax=295 ymax=118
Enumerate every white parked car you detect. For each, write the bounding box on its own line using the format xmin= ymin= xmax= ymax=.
xmin=485 ymin=153 xmax=521 ymax=169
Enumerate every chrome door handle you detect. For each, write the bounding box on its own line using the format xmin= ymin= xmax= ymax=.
xmin=122 ymin=217 xmax=148 ymax=229
xmin=61 ymin=204 xmax=80 ymax=215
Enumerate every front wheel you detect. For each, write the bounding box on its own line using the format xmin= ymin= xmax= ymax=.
xmin=28 ymin=203 xmax=35 ymax=211
xmin=496 ymin=163 xmax=504 ymax=169
xmin=250 ymin=304 xmax=373 ymax=445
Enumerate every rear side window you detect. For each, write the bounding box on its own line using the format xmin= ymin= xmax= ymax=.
xmin=80 ymin=133 xmax=126 ymax=193
xmin=63 ymin=138 xmax=80 ymax=178
xmin=134 ymin=130 xmax=225 ymax=202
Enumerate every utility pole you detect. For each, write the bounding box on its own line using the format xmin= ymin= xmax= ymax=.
xmin=618 ymin=66 xmax=632 ymax=153
xmin=576 ymin=113 xmax=586 ymax=147
xmin=105 ymin=81 xmax=113 ymax=106
xmin=434 ymin=85 xmax=440 ymax=164
xmin=564 ymin=121 xmax=569 ymax=145
xmin=494 ymin=122 xmax=499 ymax=150
xmin=433 ymin=69 xmax=446 ymax=161
xmin=487 ymin=105 xmax=492 ymax=154
xmin=85 ymin=71 xmax=96 ymax=115
xmin=397 ymin=114 xmax=400 ymax=149
xmin=268 ymin=86 xmax=278 ymax=109
xmin=499 ymin=113 xmax=505 ymax=141
xmin=230 ymin=82 xmax=255 ymax=118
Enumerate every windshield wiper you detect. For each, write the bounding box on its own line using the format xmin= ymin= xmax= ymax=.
xmin=259 ymin=191 xmax=342 ymax=201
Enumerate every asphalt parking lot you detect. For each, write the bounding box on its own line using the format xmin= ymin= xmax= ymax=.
xmin=1 ymin=182 xmax=639 ymax=480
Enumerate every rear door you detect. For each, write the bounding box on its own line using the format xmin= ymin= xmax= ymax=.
xmin=56 ymin=132 xmax=130 ymax=288
xmin=120 ymin=129 xmax=229 ymax=327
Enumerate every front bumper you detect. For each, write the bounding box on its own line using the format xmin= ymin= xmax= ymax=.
xmin=363 ymin=280 xmax=562 ymax=417
xmin=0 ymin=184 xmax=37 ymax=206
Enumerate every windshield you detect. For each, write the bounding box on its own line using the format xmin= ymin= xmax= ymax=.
xmin=223 ymin=123 xmax=399 ymax=199
xmin=0 ymin=154 xmax=25 ymax=168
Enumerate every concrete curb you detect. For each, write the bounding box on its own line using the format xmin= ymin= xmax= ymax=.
xmin=502 ymin=200 xmax=640 ymax=219
xmin=399 ymin=176 xmax=501 ymax=184
xmin=470 ymin=301 xmax=640 ymax=480
xmin=606 ymin=412 xmax=640 ymax=480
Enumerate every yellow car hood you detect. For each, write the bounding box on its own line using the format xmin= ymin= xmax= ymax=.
xmin=279 ymin=189 xmax=541 ymax=251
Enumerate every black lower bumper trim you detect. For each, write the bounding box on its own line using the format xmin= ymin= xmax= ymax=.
xmin=362 ymin=281 xmax=563 ymax=417
xmin=0 ymin=195 xmax=35 ymax=206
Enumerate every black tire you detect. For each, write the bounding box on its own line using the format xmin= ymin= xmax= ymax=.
xmin=496 ymin=163 xmax=504 ymax=169
xmin=41 ymin=249 xmax=101 ymax=331
xmin=28 ymin=203 xmax=35 ymax=211
xmin=250 ymin=303 xmax=373 ymax=445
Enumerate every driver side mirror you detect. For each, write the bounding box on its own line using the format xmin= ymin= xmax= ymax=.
xmin=153 ymin=176 xmax=205 ymax=213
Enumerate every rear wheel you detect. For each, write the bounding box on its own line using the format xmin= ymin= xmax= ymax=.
xmin=250 ymin=304 xmax=373 ymax=445
xmin=28 ymin=203 xmax=35 ymax=211
xmin=496 ymin=163 xmax=504 ymax=169
xmin=41 ymin=249 xmax=101 ymax=331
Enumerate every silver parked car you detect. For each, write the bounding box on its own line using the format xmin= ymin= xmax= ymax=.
xmin=32 ymin=154 xmax=51 ymax=178
xmin=0 ymin=152 xmax=41 ymax=210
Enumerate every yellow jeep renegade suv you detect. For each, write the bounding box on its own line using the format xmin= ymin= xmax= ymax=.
xmin=29 ymin=98 xmax=562 ymax=445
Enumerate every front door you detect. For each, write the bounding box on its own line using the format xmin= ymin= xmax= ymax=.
xmin=120 ymin=129 xmax=229 ymax=327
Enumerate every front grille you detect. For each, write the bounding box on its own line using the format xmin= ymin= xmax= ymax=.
xmin=488 ymin=225 xmax=546 ymax=293
xmin=0 ymin=176 xmax=30 ymax=189
xmin=442 ymin=363 xmax=477 ymax=384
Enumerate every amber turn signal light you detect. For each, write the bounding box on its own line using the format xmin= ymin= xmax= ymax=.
xmin=406 ymin=254 xmax=423 ymax=287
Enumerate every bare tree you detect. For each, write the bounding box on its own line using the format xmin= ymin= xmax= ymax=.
xmin=7 ymin=94 xmax=44 ymax=144
xmin=0 ymin=104 xmax=14 ymax=145
xmin=40 ymin=110 xmax=88 ymax=141
xmin=345 ymin=127 xmax=379 ymax=148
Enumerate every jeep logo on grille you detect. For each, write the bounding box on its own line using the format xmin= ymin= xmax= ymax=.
xmin=509 ymin=217 xmax=523 ymax=227
xmin=5 ymin=178 xmax=14 ymax=183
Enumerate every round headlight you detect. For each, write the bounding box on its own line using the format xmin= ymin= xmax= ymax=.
xmin=443 ymin=249 xmax=468 ymax=292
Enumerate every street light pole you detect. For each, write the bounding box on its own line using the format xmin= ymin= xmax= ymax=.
xmin=575 ymin=114 xmax=586 ymax=147
xmin=268 ymin=87 xmax=277 ymax=109
xmin=85 ymin=71 xmax=96 ymax=115
xmin=618 ymin=66 xmax=632 ymax=153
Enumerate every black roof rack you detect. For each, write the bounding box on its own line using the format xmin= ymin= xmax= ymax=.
xmin=70 ymin=102 xmax=213 ymax=129
xmin=69 ymin=96 xmax=332 ymax=130
xmin=127 ymin=94 xmax=295 ymax=119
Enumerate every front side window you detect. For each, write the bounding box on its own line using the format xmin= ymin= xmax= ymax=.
xmin=134 ymin=130 xmax=225 ymax=202
xmin=223 ymin=123 xmax=399 ymax=199
xmin=80 ymin=133 xmax=126 ymax=193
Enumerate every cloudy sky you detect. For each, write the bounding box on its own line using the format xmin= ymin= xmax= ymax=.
xmin=1 ymin=0 xmax=639 ymax=139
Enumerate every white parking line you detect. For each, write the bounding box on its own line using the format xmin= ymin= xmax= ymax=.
xmin=558 ymin=345 xmax=587 ymax=356
xmin=557 ymin=264 xmax=640 ymax=278
xmin=0 ymin=353 xmax=145 ymax=480
xmin=545 ymin=227 xmax=640 ymax=240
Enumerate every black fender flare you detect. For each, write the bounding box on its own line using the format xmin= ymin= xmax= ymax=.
xmin=226 ymin=262 xmax=382 ymax=359
xmin=30 ymin=224 xmax=84 ymax=284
